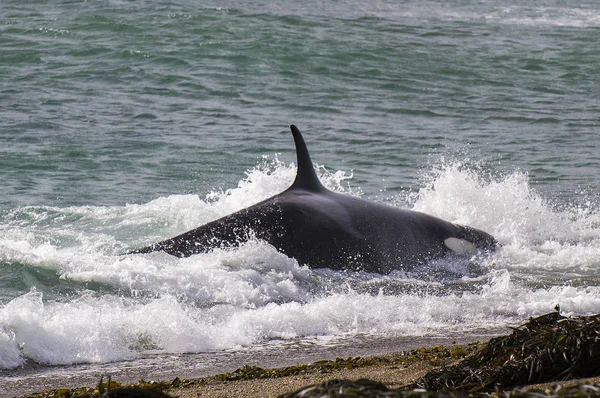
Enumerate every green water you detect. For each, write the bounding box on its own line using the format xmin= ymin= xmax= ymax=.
xmin=2 ymin=0 xmax=599 ymax=208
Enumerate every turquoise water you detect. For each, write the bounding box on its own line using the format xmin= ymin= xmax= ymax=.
xmin=1 ymin=0 xmax=600 ymax=385
xmin=3 ymin=0 xmax=599 ymax=207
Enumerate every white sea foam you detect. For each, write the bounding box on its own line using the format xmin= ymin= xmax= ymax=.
xmin=409 ymin=162 xmax=600 ymax=277
xmin=488 ymin=6 xmax=600 ymax=27
xmin=0 ymin=327 xmax=23 ymax=369
xmin=0 ymin=158 xmax=599 ymax=368
xmin=2 ymin=271 xmax=599 ymax=368
xmin=372 ymin=2 xmax=600 ymax=27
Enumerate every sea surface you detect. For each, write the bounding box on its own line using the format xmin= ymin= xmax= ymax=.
xmin=1 ymin=0 xmax=600 ymax=395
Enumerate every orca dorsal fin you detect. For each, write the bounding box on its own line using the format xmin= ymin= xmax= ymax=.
xmin=289 ymin=125 xmax=325 ymax=191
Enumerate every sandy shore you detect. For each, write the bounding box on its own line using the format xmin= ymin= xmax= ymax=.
xmin=14 ymin=312 xmax=600 ymax=398
xmin=14 ymin=343 xmax=480 ymax=398
xmin=6 ymin=332 xmax=495 ymax=398
xmin=172 ymin=373 xmax=600 ymax=398
xmin=13 ymin=341 xmax=600 ymax=398
xmin=17 ymin=346 xmax=600 ymax=398
xmin=171 ymin=360 xmax=436 ymax=398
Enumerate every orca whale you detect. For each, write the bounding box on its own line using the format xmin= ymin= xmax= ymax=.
xmin=130 ymin=125 xmax=497 ymax=273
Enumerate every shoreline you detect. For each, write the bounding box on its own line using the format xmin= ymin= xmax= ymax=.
xmin=3 ymin=332 xmax=500 ymax=398
xmin=14 ymin=341 xmax=600 ymax=398
xmin=15 ymin=343 xmax=484 ymax=398
xmin=12 ymin=311 xmax=600 ymax=398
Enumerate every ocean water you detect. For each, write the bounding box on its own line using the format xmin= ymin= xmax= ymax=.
xmin=1 ymin=0 xmax=600 ymax=392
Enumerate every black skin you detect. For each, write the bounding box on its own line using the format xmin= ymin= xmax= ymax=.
xmin=130 ymin=125 xmax=498 ymax=274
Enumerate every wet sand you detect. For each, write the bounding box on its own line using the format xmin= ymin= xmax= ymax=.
xmin=172 ymin=360 xmax=436 ymax=398
xmin=6 ymin=332 xmax=498 ymax=398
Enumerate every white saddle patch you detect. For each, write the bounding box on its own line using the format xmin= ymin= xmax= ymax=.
xmin=444 ymin=238 xmax=477 ymax=255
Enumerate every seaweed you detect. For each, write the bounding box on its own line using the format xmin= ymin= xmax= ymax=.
xmin=20 ymin=375 xmax=175 ymax=398
xmin=414 ymin=310 xmax=600 ymax=392
xmin=278 ymin=378 xmax=399 ymax=398
xmin=281 ymin=379 xmax=600 ymax=397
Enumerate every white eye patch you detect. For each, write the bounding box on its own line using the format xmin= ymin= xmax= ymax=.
xmin=444 ymin=238 xmax=477 ymax=255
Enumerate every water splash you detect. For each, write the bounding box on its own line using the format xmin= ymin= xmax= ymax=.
xmin=1 ymin=157 xmax=599 ymax=369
